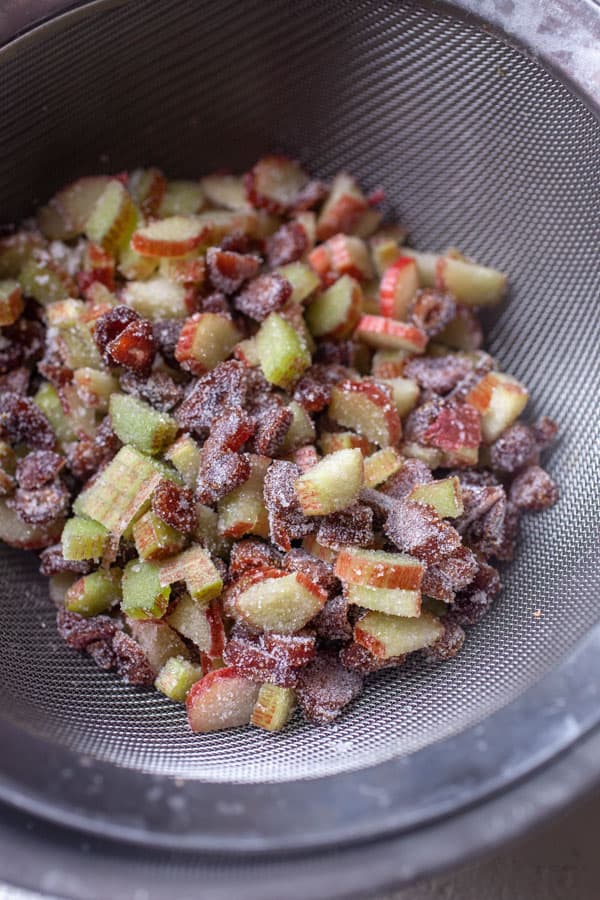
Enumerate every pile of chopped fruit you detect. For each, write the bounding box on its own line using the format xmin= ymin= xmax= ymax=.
xmin=0 ymin=157 xmax=558 ymax=732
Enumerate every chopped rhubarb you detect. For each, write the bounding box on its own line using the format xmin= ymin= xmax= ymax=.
xmin=294 ymin=448 xmax=364 ymax=516
xmin=354 ymin=610 xmax=443 ymax=658
xmin=186 ymin=668 xmax=260 ymax=733
xmin=379 ymin=257 xmax=419 ymax=319
xmin=0 ymin=155 xmax=558 ymax=732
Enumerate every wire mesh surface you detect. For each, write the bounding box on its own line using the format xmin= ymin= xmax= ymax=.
xmin=0 ymin=0 xmax=598 ymax=784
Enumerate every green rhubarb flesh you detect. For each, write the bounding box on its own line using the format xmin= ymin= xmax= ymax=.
xmin=159 ymin=544 xmax=223 ymax=602
xmin=122 ymin=558 xmax=171 ymax=620
xmin=65 ymin=569 xmax=121 ymax=617
xmin=34 ymin=382 xmax=77 ymax=445
xmin=255 ymin=312 xmax=311 ymax=390
xmin=276 ymin=262 xmax=320 ymax=304
xmin=109 ymin=393 xmax=178 ymax=456
xmin=61 ymin=516 xmax=109 ymax=561
xmin=73 ymin=445 xmax=161 ymax=534
xmin=155 ymin=656 xmax=203 ymax=702
xmin=133 ymin=510 xmax=187 ymax=561
xmin=164 ymin=434 xmax=201 ymax=488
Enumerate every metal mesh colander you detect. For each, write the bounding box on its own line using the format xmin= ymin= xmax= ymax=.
xmin=0 ymin=0 xmax=598 ymax=794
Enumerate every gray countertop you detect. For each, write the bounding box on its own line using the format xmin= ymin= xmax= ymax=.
xmin=1 ymin=789 xmax=598 ymax=900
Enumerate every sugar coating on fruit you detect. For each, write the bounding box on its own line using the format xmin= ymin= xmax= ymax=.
xmin=0 ymin=156 xmax=559 ymax=734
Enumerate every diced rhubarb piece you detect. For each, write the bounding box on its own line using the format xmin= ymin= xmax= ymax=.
xmin=151 ymin=480 xmax=196 ymax=534
xmin=301 ymin=533 xmax=338 ymax=564
xmin=266 ymin=222 xmax=309 ymax=268
xmin=0 ymin=230 xmax=43 ymax=279
xmin=122 ymin=558 xmax=171 ymax=619
xmin=294 ymin=448 xmax=363 ymax=516
xmin=423 ymin=403 xmax=481 ymax=467
xmin=230 ymin=537 xmax=282 ymax=577
xmin=296 ymin=652 xmax=363 ymax=723
xmin=223 ymin=625 xmax=315 ymax=685
xmin=385 ymin=499 xmax=462 ymax=564
xmin=73 ymin=445 xmax=162 ymax=535
xmin=435 ymin=255 xmax=506 ymax=306
xmin=175 ymin=312 xmax=241 ymax=376
xmin=319 ymin=431 xmax=373 ymax=456
xmin=305 ymin=275 xmax=363 ymax=339
xmin=363 ymin=447 xmax=404 ymax=488
xmin=234 ymin=337 xmax=260 ymax=367
xmin=465 ymin=372 xmax=528 ymax=443
xmin=370 ymin=227 xmax=408 ymax=275
xmin=255 ymin=312 xmax=311 ymax=390
xmin=73 ymin=368 xmax=118 ymax=411
xmin=132 ymin=510 xmax=187 ymax=560
xmin=436 ymin=306 xmax=483 ymax=351
xmin=401 ymin=248 xmax=507 ymax=305
xmin=355 ymin=314 xmax=427 ymax=353
xmin=109 ymin=394 xmax=177 ymax=456
xmin=0 ymin=497 xmax=63 ymax=549
xmin=117 ymin=242 xmax=159 ymax=280
xmin=293 ymin=445 xmax=319 ymax=472
xmin=354 ymin=610 xmax=443 ymax=658
xmin=251 ymin=684 xmax=296 ymax=731
xmin=379 ymin=257 xmax=419 ymax=319
xmin=371 ymin=349 xmax=410 ymax=379
xmin=158 ymin=180 xmax=205 ymax=217
xmin=131 ymin=215 xmax=207 ymax=258
xmin=408 ymin=290 xmax=457 ymax=339
xmin=166 ymin=593 xmax=224 ymax=655
xmin=280 ymin=401 xmax=316 ymax=453
xmin=19 ymin=252 xmax=77 ymax=306
xmin=233 ymin=272 xmax=292 ymax=321
xmin=201 ymin=173 xmax=250 ymax=211
xmin=509 ymin=465 xmax=558 ymax=512
xmin=186 ymin=667 xmax=260 ymax=733
xmin=345 ymin=583 xmax=421 ymax=617
xmin=122 ymin=277 xmax=190 ymax=320
xmin=275 ymin=262 xmax=320 ymax=304
xmin=155 ymin=656 xmax=202 ymax=702
xmin=0 ymin=280 xmax=24 ymax=326
xmin=326 ymin=234 xmax=373 ymax=281
xmin=85 ymin=180 xmax=137 ymax=253
xmin=127 ymin=617 xmax=191 ymax=674
xmin=206 ymin=246 xmax=260 ymax=294
xmin=80 ymin=241 xmax=116 ymax=292
xmin=316 ymin=173 xmax=369 ymax=241
xmin=235 ymin=571 xmax=327 ymax=633
xmin=34 ymin=382 xmax=77 ymax=445
xmin=106 ymin=319 xmax=156 ymax=375
xmin=408 ymin=476 xmax=464 ymax=518
xmin=37 ymin=175 xmax=114 ymax=240
xmin=244 ymin=156 xmax=309 ymax=213
xmin=282 ymin=547 xmax=339 ymax=598
xmin=400 ymin=441 xmax=443 ymax=469
xmin=126 ymin=167 xmax=165 ymax=216
xmin=217 ymin=454 xmax=270 ymax=539
xmin=316 ymin=502 xmax=373 ymax=550
xmin=307 ymin=243 xmax=334 ymax=285
xmin=335 ymin=546 xmax=424 ymax=590
xmin=379 ymin=376 xmax=420 ymax=417
xmin=159 ymin=253 xmax=205 ymax=285
xmin=61 ymin=516 xmax=108 ymax=561
xmin=192 ymin=503 xmax=232 ymax=559
xmin=65 ymin=568 xmax=121 ymax=617
xmin=47 ymin=299 xmax=103 ymax=369
xmin=329 ymin=380 xmax=401 ymax=447
xmin=159 ymin=544 xmax=223 ymax=602
xmin=164 ymin=434 xmax=201 ymax=488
